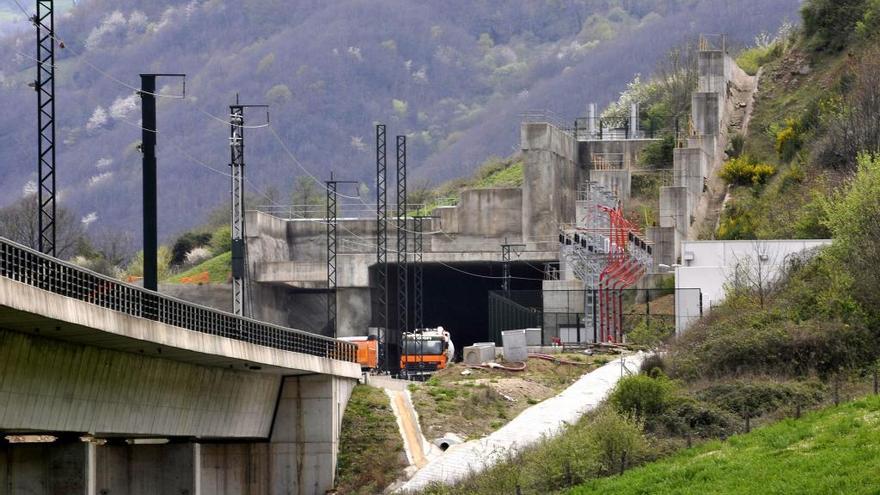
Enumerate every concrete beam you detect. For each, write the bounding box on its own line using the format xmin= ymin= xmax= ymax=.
xmin=0 ymin=329 xmax=280 ymax=437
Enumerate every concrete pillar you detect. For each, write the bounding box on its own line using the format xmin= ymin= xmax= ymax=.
xmin=269 ymin=375 xmax=355 ymax=495
xmin=94 ymin=442 xmax=199 ymax=495
xmin=588 ymin=103 xmax=597 ymax=137
xmin=692 ymin=93 xmax=722 ymax=136
xmin=521 ymin=123 xmax=577 ymax=248
xmin=673 ymin=148 xmax=705 ymax=199
xmin=629 ymin=103 xmax=639 ymax=139
xmin=0 ymin=440 xmax=92 ymax=495
xmin=659 ymin=186 xmax=691 ymax=239
xmin=200 ymin=443 xmax=270 ymax=495
xmin=647 ymin=226 xmax=677 ymax=268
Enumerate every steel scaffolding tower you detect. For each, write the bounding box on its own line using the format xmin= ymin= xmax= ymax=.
xmin=229 ymin=97 xmax=268 ymax=317
xmin=376 ymin=124 xmax=389 ymax=369
xmin=412 ymin=216 xmax=426 ymax=329
xmin=35 ymin=1 xmax=55 ymax=256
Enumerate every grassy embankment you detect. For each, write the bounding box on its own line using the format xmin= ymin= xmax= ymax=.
xmin=570 ymin=395 xmax=880 ymax=495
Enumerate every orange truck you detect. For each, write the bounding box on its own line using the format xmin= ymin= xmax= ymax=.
xmin=400 ymin=327 xmax=455 ymax=377
xmin=338 ymin=336 xmax=379 ymax=371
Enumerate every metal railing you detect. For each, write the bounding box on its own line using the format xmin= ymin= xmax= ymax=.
xmin=0 ymin=237 xmax=357 ymax=364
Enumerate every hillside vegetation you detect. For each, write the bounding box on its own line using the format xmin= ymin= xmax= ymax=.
xmin=411 ymin=2 xmax=880 ymax=492
xmin=0 ymin=0 xmax=800 ymax=239
xmin=570 ymin=395 xmax=880 ymax=495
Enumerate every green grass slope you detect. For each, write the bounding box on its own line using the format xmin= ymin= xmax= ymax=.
xmin=166 ymin=251 xmax=232 ymax=284
xmin=570 ymin=396 xmax=880 ymax=495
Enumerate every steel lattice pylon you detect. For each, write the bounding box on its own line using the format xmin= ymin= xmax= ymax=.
xmin=230 ymin=104 xmax=246 ymax=316
xmin=35 ymin=0 xmax=56 ymax=256
xmin=229 ymin=99 xmax=268 ymax=317
xmin=396 ymin=136 xmax=408 ymax=372
xmin=376 ymin=124 xmax=389 ymax=369
xmin=326 ymin=175 xmax=357 ymax=337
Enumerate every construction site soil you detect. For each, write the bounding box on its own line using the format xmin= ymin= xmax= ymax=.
xmin=410 ymin=354 xmax=613 ymax=441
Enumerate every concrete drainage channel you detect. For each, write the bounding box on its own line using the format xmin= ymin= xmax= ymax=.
xmin=396 ymin=352 xmax=647 ymax=492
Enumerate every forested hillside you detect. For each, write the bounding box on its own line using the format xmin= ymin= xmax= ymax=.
xmin=0 ymin=0 xmax=799 ymax=240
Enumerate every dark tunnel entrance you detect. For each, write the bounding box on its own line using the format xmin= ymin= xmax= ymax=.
xmin=372 ymin=260 xmax=549 ymax=367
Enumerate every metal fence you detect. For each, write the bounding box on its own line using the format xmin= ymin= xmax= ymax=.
xmin=0 ymin=237 xmax=357 ymax=363
xmin=489 ymin=288 xmax=702 ymax=345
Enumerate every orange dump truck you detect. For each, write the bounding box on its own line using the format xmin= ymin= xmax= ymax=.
xmin=338 ymin=336 xmax=379 ymax=370
xmin=400 ymin=327 xmax=454 ymax=377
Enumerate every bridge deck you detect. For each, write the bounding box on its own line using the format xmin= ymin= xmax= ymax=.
xmin=0 ymin=237 xmax=360 ymax=379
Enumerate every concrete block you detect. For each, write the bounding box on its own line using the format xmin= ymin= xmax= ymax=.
xmin=463 ymin=344 xmax=495 ymax=365
xmin=524 ymin=328 xmax=542 ymax=346
xmin=692 ymin=92 xmax=723 ymax=136
xmin=502 ymin=330 xmax=529 ymax=362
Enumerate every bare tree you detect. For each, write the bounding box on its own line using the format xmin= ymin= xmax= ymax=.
xmin=724 ymin=241 xmax=780 ymax=309
xmin=0 ymin=194 xmax=84 ymax=259
xmin=654 ymin=39 xmax=699 ymax=120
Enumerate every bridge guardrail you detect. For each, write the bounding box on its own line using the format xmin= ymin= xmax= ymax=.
xmin=0 ymin=237 xmax=357 ymax=364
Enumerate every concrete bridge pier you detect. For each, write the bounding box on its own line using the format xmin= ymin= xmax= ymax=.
xmin=0 ymin=439 xmax=93 ymax=495
xmin=95 ymin=442 xmax=199 ymax=495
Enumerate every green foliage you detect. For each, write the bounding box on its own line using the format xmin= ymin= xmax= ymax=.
xmin=209 ymin=225 xmax=232 ymax=256
xmin=716 ymin=201 xmax=758 ymax=240
xmin=696 ymin=380 xmax=824 ymax=418
xmin=336 ymin=386 xmax=405 ymax=494
xmin=167 ymin=251 xmax=233 ymax=284
xmin=736 ymin=43 xmax=782 ymax=76
xmin=667 ymin=303 xmax=877 ymax=381
xmin=823 ymin=154 xmax=880 ymax=316
xmin=653 ymin=395 xmax=739 ymax=439
xmin=720 ymin=156 xmax=776 ymax=186
xmin=801 ymin=0 xmax=869 ymax=52
xmin=856 ymin=0 xmax=880 ymax=38
xmin=125 ymin=246 xmax=172 ymax=280
xmin=637 ymin=135 xmax=675 ymax=168
xmin=585 ymin=408 xmax=648 ymax=476
xmin=609 ymin=374 xmax=674 ymax=420
xmin=626 ymin=319 xmax=675 ymax=348
xmin=727 ymin=133 xmax=745 ymax=159
xmin=570 ymin=396 xmax=880 ymax=495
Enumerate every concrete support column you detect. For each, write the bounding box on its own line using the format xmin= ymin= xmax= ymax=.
xmin=0 ymin=440 xmax=93 ymax=495
xmin=94 ymin=442 xmax=200 ymax=495
xmin=200 ymin=443 xmax=270 ymax=495
xmin=659 ymin=186 xmax=691 ymax=239
xmin=521 ymin=123 xmax=577 ymax=248
xmin=269 ymin=375 xmax=355 ymax=495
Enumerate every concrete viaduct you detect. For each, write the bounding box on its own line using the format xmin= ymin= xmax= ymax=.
xmin=0 ymin=238 xmax=361 ymax=495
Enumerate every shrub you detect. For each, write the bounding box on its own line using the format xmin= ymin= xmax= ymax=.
xmin=824 ymin=154 xmax=880 ymax=315
xmin=584 ymin=408 xmax=647 ymax=475
xmin=720 ymin=156 xmax=776 ymax=186
xmin=775 ymin=119 xmax=803 ymax=163
xmin=171 ymin=231 xmax=212 ymax=266
xmin=638 ymin=135 xmax=675 ymax=168
xmin=696 ymin=380 xmax=824 ymax=418
xmin=209 ymin=225 xmax=233 ymax=255
xmin=609 ymin=374 xmax=674 ymax=420
xmin=727 ymin=133 xmax=745 ymax=159
xmin=654 ymin=396 xmax=739 ymax=438
xmin=801 ymin=0 xmax=868 ymax=52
